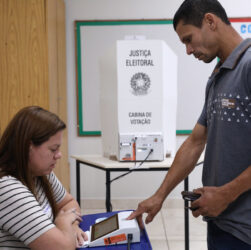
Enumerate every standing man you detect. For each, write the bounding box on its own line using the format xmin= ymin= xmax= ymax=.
xmin=128 ymin=0 xmax=251 ymax=249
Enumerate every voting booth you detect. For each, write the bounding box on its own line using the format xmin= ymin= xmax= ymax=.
xmin=100 ymin=40 xmax=177 ymax=162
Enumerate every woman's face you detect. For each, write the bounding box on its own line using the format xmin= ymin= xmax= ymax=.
xmin=28 ymin=130 xmax=63 ymax=176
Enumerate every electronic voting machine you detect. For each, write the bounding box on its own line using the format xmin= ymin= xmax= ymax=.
xmin=79 ymin=211 xmax=140 ymax=248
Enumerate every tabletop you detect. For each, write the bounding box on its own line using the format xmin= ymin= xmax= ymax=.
xmin=71 ymin=154 xmax=174 ymax=170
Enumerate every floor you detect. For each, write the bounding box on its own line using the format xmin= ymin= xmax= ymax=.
xmin=81 ymin=199 xmax=207 ymax=250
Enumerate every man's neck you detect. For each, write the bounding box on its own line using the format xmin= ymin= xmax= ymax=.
xmin=217 ymin=26 xmax=243 ymax=63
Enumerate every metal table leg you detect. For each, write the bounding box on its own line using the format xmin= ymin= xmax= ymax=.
xmin=106 ymin=170 xmax=112 ymax=212
xmin=76 ymin=160 xmax=81 ymax=206
xmin=184 ymin=177 xmax=189 ymax=250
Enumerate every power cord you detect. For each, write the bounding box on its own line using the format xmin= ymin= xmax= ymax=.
xmin=134 ymin=137 xmax=137 ymax=167
xmin=195 ymin=161 xmax=203 ymax=167
xmin=109 ymin=148 xmax=154 ymax=184
xmin=127 ymin=233 xmax=133 ymax=250
xmin=133 ymin=148 xmax=153 ymax=169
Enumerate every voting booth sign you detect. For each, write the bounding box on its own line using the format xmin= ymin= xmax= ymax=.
xmin=100 ymin=40 xmax=177 ymax=161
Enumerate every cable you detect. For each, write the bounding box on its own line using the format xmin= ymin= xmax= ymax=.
xmin=195 ymin=161 xmax=204 ymax=167
xmin=127 ymin=234 xmax=133 ymax=250
xmin=110 ymin=148 xmax=154 ymax=183
xmin=160 ymin=209 xmax=170 ymax=250
xmin=133 ymin=148 xmax=153 ymax=169
xmin=134 ymin=137 xmax=137 ymax=168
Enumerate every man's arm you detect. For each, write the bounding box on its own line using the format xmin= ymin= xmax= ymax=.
xmin=127 ymin=123 xmax=207 ymax=227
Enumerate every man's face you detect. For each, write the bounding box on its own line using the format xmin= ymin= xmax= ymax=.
xmin=176 ymin=19 xmax=218 ymax=63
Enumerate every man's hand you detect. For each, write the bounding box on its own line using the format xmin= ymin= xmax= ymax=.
xmin=191 ymin=186 xmax=232 ymax=217
xmin=127 ymin=195 xmax=163 ymax=229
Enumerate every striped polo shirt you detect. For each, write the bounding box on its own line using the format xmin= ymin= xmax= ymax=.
xmin=0 ymin=172 xmax=66 ymax=249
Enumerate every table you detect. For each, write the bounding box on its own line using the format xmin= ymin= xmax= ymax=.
xmin=72 ymin=155 xmax=174 ymax=210
xmin=72 ymin=154 xmax=203 ymax=250
xmin=78 ymin=210 xmax=152 ymax=249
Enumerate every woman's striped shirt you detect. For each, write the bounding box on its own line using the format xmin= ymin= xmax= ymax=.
xmin=0 ymin=172 xmax=66 ymax=249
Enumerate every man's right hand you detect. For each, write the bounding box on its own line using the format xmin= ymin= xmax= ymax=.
xmin=127 ymin=194 xmax=163 ymax=229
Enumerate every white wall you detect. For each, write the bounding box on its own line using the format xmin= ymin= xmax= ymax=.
xmin=65 ymin=0 xmax=251 ymax=201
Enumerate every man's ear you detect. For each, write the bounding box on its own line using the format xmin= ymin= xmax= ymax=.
xmin=204 ymin=13 xmax=217 ymax=31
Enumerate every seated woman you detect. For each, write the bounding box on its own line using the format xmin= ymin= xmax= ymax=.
xmin=0 ymin=106 xmax=87 ymax=250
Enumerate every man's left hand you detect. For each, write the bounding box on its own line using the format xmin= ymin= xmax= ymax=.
xmin=190 ymin=186 xmax=232 ymax=217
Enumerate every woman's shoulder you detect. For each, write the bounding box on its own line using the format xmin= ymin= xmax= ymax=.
xmin=0 ymin=175 xmax=29 ymax=191
xmin=0 ymin=175 xmax=21 ymax=182
xmin=46 ymin=171 xmax=59 ymax=184
xmin=0 ymin=175 xmax=19 ymax=183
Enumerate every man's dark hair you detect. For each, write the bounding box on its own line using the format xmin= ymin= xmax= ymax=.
xmin=173 ymin=0 xmax=230 ymax=30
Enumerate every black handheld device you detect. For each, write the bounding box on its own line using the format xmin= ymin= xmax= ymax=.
xmin=181 ymin=191 xmax=201 ymax=201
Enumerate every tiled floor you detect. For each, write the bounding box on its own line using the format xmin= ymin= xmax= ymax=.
xmin=81 ymin=199 xmax=207 ymax=250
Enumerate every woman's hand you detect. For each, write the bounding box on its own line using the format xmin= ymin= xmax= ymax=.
xmin=54 ymin=208 xmax=82 ymax=232
xmin=74 ymin=225 xmax=88 ymax=247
